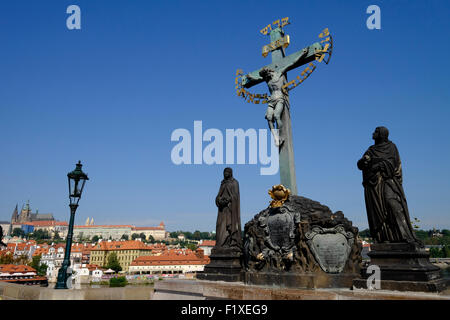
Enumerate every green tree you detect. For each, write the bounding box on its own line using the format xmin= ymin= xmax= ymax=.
xmin=92 ymin=235 xmax=100 ymax=242
xmin=12 ymin=228 xmax=25 ymax=238
xmin=147 ymin=235 xmax=155 ymax=243
xmin=193 ymin=230 xmax=201 ymax=240
xmin=0 ymin=253 xmax=14 ymax=264
xmin=139 ymin=233 xmax=146 ymax=240
xmin=358 ymin=229 xmax=371 ymax=238
xmin=109 ymin=276 xmax=127 ymax=287
xmin=28 ymin=229 xmax=50 ymax=241
xmin=14 ymin=254 xmax=30 ymax=265
xmin=200 ymin=232 xmax=211 ymax=240
xmin=29 ymin=255 xmax=48 ymax=276
xmin=105 ymin=252 xmax=122 ymax=273
xmin=186 ymin=243 xmax=197 ymax=251
xmin=131 ymin=233 xmax=140 ymax=240
xmin=53 ymin=230 xmax=61 ymax=241
xmin=443 ymin=245 xmax=450 ymax=258
xmin=121 ymin=234 xmax=129 ymax=240
xmin=430 ymin=247 xmax=443 ymax=258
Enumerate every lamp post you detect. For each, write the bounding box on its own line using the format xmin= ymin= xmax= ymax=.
xmin=55 ymin=161 xmax=89 ymax=289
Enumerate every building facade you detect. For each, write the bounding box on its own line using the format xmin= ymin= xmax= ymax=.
xmin=132 ymin=222 xmax=167 ymax=240
xmin=198 ymin=240 xmax=216 ymax=256
xmin=73 ymin=222 xmax=167 ymax=241
xmin=129 ymin=248 xmax=210 ymax=275
xmin=74 ymin=225 xmax=134 ymax=241
xmin=0 ymin=264 xmax=47 ymax=285
xmin=89 ymin=240 xmax=165 ymax=271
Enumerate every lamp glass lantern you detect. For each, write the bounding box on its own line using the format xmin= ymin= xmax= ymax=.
xmin=68 ymin=161 xmax=89 ymax=206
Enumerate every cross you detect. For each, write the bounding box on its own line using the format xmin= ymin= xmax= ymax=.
xmin=240 ymin=23 xmax=326 ymax=195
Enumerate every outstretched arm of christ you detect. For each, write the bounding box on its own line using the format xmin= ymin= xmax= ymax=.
xmin=277 ymin=47 xmax=309 ymax=74
xmin=241 ymin=42 xmax=320 ymax=89
xmin=241 ymin=71 xmax=264 ymax=88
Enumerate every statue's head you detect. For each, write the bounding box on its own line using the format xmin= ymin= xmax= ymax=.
xmin=259 ymin=67 xmax=273 ymax=81
xmin=372 ymin=126 xmax=389 ymax=143
xmin=223 ymin=167 xmax=233 ymax=180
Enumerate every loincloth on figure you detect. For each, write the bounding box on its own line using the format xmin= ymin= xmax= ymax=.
xmin=265 ymin=95 xmax=289 ymax=119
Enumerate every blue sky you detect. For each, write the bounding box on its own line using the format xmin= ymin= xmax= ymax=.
xmin=0 ymin=0 xmax=449 ymax=231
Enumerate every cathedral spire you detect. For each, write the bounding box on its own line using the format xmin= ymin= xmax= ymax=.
xmin=11 ymin=204 xmax=18 ymax=223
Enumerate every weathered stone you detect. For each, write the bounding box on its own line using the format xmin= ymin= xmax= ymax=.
xmin=0 ymin=282 xmax=154 ymax=300
xmin=243 ymin=195 xmax=361 ymax=282
xmin=306 ymin=225 xmax=354 ymax=273
xmin=353 ymin=242 xmax=448 ymax=292
xmin=197 ymin=247 xmax=243 ymax=282
xmin=156 ymin=279 xmax=450 ymax=300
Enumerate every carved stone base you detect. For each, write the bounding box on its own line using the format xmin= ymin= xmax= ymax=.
xmin=245 ymin=271 xmax=359 ymax=289
xmin=352 ymin=243 xmax=447 ymax=292
xmin=197 ymin=247 xmax=243 ymax=282
xmin=353 ymin=278 xmax=447 ymax=293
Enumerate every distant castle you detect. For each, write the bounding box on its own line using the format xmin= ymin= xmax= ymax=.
xmin=10 ymin=201 xmax=55 ymax=224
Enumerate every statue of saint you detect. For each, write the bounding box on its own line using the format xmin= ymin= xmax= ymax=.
xmin=357 ymin=127 xmax=421 ymax=245
xmin=0 ymin=226 xmax=7 ymax=247
xmin=215 ymin=167 xmax=242 ymax=250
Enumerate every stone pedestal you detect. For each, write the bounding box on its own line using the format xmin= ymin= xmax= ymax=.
xmin=353 ymin=243 xmax=447 ymax=292
xmin=197 ymin=247 xmax=243 ymax=282
xmin=154 ymin=279 xmax=450 ymax=300
xmin=245 ymin=271 xmax=358 ymax=289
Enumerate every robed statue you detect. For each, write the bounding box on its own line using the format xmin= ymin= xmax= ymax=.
xmin=0 ymin=226 xmax=7 ymax=248
xmin=357 ymin=127 xmax=421 ymax=245
xmin=215 ymin=167 xmax=242 ymax=249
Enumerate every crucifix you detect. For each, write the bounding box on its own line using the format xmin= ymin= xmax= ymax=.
xmin=238 ymin=19 xmax=332 ymax=195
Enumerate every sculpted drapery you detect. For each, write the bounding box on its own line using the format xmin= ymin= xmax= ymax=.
xmin=215 ymin=168 xmax=242 ymax=249
xmin=357 ymin=127 xmax=420 ymax=244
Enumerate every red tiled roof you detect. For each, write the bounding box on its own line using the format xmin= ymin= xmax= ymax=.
xmin=200 ymin=240 xmax=216 ymax=247
xmin=28 ymin=221 xmax=68 ymax=227
xmin=74 ymin=225 xmax=134 ymax=229
xmin=130 ymin=250 xmax=209 ymax=266
xmin=71 ymin=243 xmax=85 ymax=252
xmin=0 ymin=264 xmax=36 ymax=273
xmin=132 ymin=226 xmax=164 ymax=231
xmin=74 ymin=223 xmax=165 ymax=230
xmin=91 ymin=240 xmax=157 ymax=251
xmin=32 ymin=248 xmax=49 ymax=256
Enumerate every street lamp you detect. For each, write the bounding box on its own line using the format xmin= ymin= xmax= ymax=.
xmin=55 ymin=161 xmax=89 ymax=289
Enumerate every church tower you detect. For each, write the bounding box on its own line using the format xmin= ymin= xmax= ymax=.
xmin=10 ymin=204 xmax=19 ymax=224
xmin=9 ymin=204 xmax=19 ymax=235
xmin=19 ymin=201 xmax=31 ymax=223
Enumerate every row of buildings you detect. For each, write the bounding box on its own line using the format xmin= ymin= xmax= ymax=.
xmin=1 ymin=202 xmax=168 ymax=241
xmin=0 ymin=264 xmax=48 ymax=285
xmin=0 ymin=238 xmax=214 ymax=283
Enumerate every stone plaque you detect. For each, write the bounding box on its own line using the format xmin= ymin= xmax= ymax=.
xmin=267 ymin=209 xmax=295 ymax=249
xmin=305 ymin=225 xmax=354 ymax=273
